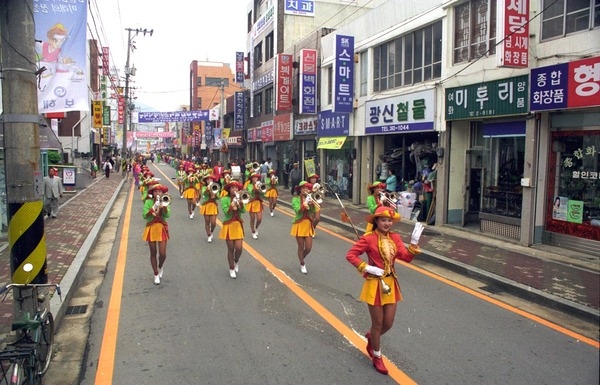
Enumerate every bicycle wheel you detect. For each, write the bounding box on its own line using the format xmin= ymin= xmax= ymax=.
xmin=36 ymin=313 xmax=54 ymax=377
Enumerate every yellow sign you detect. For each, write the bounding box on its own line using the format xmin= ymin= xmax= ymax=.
xmin=317 ymin=137 xmax=346 ymax=149
xmin=222 ymin=128 xmax=230 ymax=139
xmin=92 ymin=100 xmax=103 ymax=128
xmin=304 ymin=158 xmax=316 ymax=178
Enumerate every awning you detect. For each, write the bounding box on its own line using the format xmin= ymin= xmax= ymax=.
xmin=317 ymin=136 xmax=346 ymax=149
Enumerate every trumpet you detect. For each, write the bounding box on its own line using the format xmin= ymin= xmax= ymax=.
xmin=252 ymin=162 xmax=260 ymax=173
xmin=312 ymin=182 xmax=325 ymax=194
xmin=160 ymin=193 xmax=172 ymax=207
xmin=237 ymin=191 xmax=250 ymax=205
xmin=313 ymin=191 xmax=324 ymax=204
xmin=208 ymin=182 xmax=220 ymax=194
xmin=305 ymin=193 xmax=321 ymax=210
xmin=255 ymin=181 xmax=267 ymax=193
xmin=380 ymin=192 xmax=398 ymax=207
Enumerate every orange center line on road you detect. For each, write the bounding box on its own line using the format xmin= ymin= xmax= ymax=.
xmin=94 ymin=181 xmax=135 ymax=385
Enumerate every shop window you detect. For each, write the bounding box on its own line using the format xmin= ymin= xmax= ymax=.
xmin=480 ymin=136 xmax=525 ymax=218
xmin=546 ymin=131 xmax=600 ymax=240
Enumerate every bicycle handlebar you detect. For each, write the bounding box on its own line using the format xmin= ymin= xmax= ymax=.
xmin=0 ymin=282 xmax=62 ymax=298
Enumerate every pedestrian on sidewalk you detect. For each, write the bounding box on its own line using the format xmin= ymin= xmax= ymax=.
xmin=218 ymin=181 xmax=246 ymax=279
xmin=90 ymin=159 xmax=98 ymax=178
xmin=289 ymin=162 xmax=301 ymax=195
xmin=43 ymin=167 xmax=64 ymax=218
xmin=102 ymin=157 xmax=112 ymax=178
xmin=345 ymin=206 xmax=424 ymax=375
xmin=142 ymin=184 xmax=171 ymax=285
xmin=290 ymin=181 xmax=317 ymax=274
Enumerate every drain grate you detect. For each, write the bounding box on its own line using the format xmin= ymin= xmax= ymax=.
xmin=65 ymin=304 xmax=88 ymax=316
xmin=480 ymin=285 xmax=503 ymax=294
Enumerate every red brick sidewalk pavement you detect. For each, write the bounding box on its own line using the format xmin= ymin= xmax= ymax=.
xmin=0 ymin=175 xmax=125 ymax=338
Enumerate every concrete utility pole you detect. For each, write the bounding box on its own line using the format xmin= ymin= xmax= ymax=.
xmin=1 ymin=0 xmax=47 ymax=306
xmin=122 ymin=27 xmax=152 ymax=159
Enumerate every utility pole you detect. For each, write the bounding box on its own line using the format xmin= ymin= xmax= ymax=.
xmin=122 ymin=27 xmax=152 ymax=159
xmin=1 ymin=0 xmax=47 ymax=317
xmin=219 ymin=80 xmax=228 ymax=165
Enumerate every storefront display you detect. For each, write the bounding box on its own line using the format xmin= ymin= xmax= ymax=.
xmin=546 ymin=130 xmax=600 ymax=241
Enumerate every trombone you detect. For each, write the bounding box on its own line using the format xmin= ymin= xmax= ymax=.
xmin=305 ymin=193 xmax=322 ymax=210
xmin=207 ymin=182 xmax=220 ymax=195
xmin=379 ymin=192 xmax=398 ymax=208
xmin=255 ymin=181 xmax=267 ymax=193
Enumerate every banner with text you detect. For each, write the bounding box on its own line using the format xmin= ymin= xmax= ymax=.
xmin=34 ymin=0 xmax=89 ymax=113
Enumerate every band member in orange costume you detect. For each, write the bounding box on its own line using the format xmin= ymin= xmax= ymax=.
xmin=142 ymin=184 xmax=171 ymax=285
xmin=218 ymin=181 xmax=246 ymax=279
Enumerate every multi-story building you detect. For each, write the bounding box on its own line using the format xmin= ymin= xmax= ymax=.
xmin=319 ymin=0 xmax=599 ymax=255
xmin=189 ymin=60 xmax=239 ymax=161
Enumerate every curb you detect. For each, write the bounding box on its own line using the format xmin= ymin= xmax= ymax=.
xmin=49 ymin=178 xmax=126 ymax=327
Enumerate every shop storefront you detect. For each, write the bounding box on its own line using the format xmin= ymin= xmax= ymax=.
xmin=530 ymin=56 xmax=600 ymax=255
xmin=317 ymin=110 xmax=352 ymax=198
xmin=445 ymin=75 xmax=529 ymax=239
xmin=294 ymin=115 xmax=318 ymax=180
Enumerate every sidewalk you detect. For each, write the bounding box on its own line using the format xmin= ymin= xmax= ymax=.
xmin=274 ymin=186 xmax=599 ymax=322
xmin=1 ymin=169 xmax=598 ymax=343
xmin=0 ymin=174 xmax=125 ymax=339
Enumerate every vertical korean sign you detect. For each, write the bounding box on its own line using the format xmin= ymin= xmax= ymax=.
xmin=34 ymin=0 xmax=89 ymax=113
xmin=496 ymin=0 xmax=529 ymax=68
xmin=300 ymin=49 xmax=318 ymax=114
xmin=234 ymin=91 xmax=246 ymax=130
xmin=276 ymin=54 xmax=293 ymax=111
xmin=334 ymin=35 xmax=354 ymax=113
xmin=236 ymin=51 xmax=245 ymax=83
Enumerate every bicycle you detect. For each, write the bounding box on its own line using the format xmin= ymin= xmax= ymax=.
xmin=0 ymin=263 xmax=61 ymax=385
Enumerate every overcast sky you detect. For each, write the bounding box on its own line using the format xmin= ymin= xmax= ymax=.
xmin=92 ymin=0 xmax=248 ymax=112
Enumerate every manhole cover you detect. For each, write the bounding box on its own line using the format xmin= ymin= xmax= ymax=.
xmin=65 ymin=304 xmax=88 ymax=316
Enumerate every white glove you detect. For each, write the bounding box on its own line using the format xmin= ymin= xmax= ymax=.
xmin=411 ymin=222 xmax=425 ymax=245
xmin=364 ymin=265 xmax=385 ymax=276
xmin=152 ymin=202 xmax=160 ymax=211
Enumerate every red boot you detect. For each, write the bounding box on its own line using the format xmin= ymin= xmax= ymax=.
xmin=372 ymin=355 xmax=388 ymax=375
xmin=365 ymin=332 xmax=373 ymax=358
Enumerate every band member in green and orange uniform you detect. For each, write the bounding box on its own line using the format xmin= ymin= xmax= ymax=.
xmin=365 ymin=181 xmax=388 ymax=234
xmin=183 ymin=167 xmax=198 ymax=219
xmin=220 ymin=169 xmax=232 ymax=198
xmin=176 ymin=163 xmax=187 ymax=198
xmin=200 ymin=174 xmax=220 ymax=243
xmin=346 ymin=206 xmax=424 ymax=375
xmin=218 ymin=181 xmax=246 ymax=279
xmin=265 ymin=169 xmax=279 ymax=217
xmin=290 ymin=181 xmax=317 ymax=274
xmin=142 ymin=183 xmax=172 ymax=285
xmin=245 ymin=172 xmax=264 ymax=239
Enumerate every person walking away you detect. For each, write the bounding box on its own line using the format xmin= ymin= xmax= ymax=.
xmin=102 ymin=158 xmax=113 ymax=178
xmin=91 ymin=159 xmax=98 ymax=178
xmin=290 ymin=181 xmax=317 ymax=273
xmin=260 ymin=159 xmax=269 ymax=183
xmin=289 ymin=162 xmax=302 ymax=195
xmin=218 ymin=181 xmax=246 ymax=278
xmin=142 ymin=184 xmax=171 ymax=285
xmin=43 ymin=167 xmax=64 ymax=218
xmin=346 ymin=206 xmax=424 ymax=375
xmin=265 ymin=169 xmax=279 ymax=217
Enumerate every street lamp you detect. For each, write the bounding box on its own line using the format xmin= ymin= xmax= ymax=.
xmin=122 ymin=27 xmax=152 ymax=159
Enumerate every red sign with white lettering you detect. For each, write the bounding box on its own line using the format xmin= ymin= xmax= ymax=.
xmin=497 ymin=0 xmax=529 ymax=68
xmin=276 ymin=54 xmax=293 ymax=111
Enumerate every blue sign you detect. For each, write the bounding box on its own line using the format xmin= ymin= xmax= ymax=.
xmin=530 ymin=63 xmax=568 ymax=111
xmin=318 ymin=110 xmax=349 ymax=136
xmin=138 ymin=110 xmax=209 ymax=123
xmin=284 ymin=0 xmax=315 ymax=16
xmin=334 ymin=35 xmax=354 ymax=113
